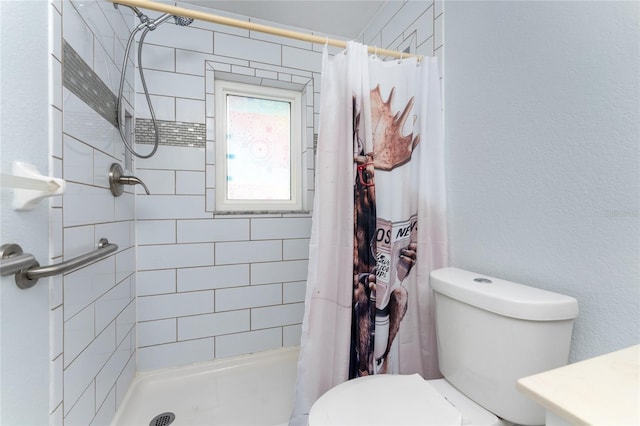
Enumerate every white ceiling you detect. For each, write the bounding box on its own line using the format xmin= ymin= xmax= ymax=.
xmin=181 ymin=1 xmax=387 ymax=39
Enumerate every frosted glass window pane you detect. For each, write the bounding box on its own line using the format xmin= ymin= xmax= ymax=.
xmin=226 ymin=95 xmax=291 ymax=201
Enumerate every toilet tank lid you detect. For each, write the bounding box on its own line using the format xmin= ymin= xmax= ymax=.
xmin=430 ymin=268 xmax=579 ymax=321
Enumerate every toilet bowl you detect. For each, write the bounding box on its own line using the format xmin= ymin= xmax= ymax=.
xmin=308 ymin=267 xmax=579 ymax=426
xmin=309 ymin=374 xmax=508 ymax=426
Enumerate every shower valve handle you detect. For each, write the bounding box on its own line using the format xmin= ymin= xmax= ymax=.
xmin=109 ymin=163 xmax=150 ymax=196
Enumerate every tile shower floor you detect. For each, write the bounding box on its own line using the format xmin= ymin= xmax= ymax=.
xmin=111 ymin=347 xmax=299 ymax=426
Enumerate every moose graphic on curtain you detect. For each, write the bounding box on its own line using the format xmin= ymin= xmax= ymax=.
xmin=351 ymin=85 xmax=421 ymax=378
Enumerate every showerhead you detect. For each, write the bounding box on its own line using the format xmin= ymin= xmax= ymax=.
xmin=173 ymin=16 xmax=194 ymax=26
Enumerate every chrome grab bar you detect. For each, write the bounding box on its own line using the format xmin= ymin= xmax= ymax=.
xmin=0 ymin=238 xmax=118 ymax=289
xmin=0 ymin=251 xmax=37 ymax=276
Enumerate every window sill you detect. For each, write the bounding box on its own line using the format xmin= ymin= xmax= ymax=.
xmin=212 ymin=210 xmax=311 ymax=216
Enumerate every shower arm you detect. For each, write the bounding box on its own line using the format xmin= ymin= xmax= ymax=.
xmin=113 ymin=3 xmax=149 ymax=23
xmin=145 ymin=13 xmax=173 ymax=31
xmin=108 ymin=0 xmax=422 ymax=60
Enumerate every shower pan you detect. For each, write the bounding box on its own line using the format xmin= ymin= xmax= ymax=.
xmin=112 ymin=347 xmax=299 ymax=426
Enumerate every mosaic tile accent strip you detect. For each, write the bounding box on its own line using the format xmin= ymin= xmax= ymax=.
xmin=136 ymin=119 xmax=206 ymax=148
xmin=63 ymin=40 xmax=118 ymax=128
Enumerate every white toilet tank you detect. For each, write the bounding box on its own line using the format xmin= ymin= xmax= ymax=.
xmin=430 ymin=268 xmax=578 ymax=426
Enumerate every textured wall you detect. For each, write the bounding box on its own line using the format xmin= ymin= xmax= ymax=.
xmin=0 ymin=2 xmax=50 ymax=424
xmin=444 ymin=1 xmax=639 ymax=362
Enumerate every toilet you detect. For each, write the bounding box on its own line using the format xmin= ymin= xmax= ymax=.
xmin=308 ymin=267 xmax=579 ymax=426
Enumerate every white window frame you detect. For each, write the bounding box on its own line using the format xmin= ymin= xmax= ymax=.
xmin=215 ymin=80 xmax=303 ymax=212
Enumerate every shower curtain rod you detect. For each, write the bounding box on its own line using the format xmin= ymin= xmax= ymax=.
xmin=108 ymin=0 xmax=421 ymax=60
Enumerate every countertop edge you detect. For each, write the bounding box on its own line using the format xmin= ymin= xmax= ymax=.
xmin=516 ymin=345 xmax=640 ymax=426
xmin=516 ymin=377 xmax=588 ymax=425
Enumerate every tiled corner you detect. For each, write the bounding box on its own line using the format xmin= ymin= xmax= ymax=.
xmin=55 ymin=1 xmax=137 ymax=424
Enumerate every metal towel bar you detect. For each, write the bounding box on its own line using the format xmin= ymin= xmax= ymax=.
xmin=0 ymin=238 xmax=118 ymax=289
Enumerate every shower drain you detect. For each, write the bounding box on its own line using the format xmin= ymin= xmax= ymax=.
xmin=149 ymin=412 xmax=175 ymax=426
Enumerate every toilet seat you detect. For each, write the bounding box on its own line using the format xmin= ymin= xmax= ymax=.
xmin=308 ymin=374 xmax=462 ymax=425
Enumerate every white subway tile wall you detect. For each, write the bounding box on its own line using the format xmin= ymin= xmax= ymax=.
xmin=133 ymin=0 xmax=441 ymax=373
xmin=214 ymin=328 xmax=282 ymax=358
xmin=134 ymin=1 xmax=323 ymax=371
xmin=137 ymin=337 xmax=215 ymax=371
xmin=52 ymin=1 xmax=137 ymax=425
xmin=137 ymin=269 xmax=176 ymax=296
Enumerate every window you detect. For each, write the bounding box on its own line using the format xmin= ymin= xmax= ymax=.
xmin=215 ymin=80 xmax=302 ymax=212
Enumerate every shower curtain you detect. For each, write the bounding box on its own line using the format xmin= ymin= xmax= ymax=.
xmin=290 ymin=42 xmax=447 ymax=425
